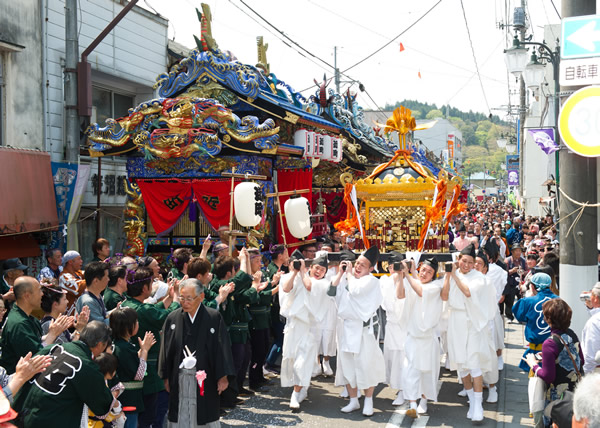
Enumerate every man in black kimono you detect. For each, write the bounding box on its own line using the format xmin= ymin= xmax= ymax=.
xmin=159 ymin=279 xmax=235 ymax=427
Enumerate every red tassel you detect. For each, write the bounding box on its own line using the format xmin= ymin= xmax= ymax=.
xmin=399 ymin=42 xmax=405 ymax=52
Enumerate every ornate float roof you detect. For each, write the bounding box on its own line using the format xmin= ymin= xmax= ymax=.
xmin=153 ymin=47 xmax=395 ymax=158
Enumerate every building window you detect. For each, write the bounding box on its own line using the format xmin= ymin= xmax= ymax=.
xmin=92 ymin=87 xmax=134 ymax=125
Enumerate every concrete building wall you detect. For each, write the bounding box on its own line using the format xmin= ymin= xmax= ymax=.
xmin=44 ymin=0 xmax=168 ymax=162
xmin=0 ymin=0 xmax=44 ymax=150
xmin=414 ymin=119 xmax=463 ymax=168
xmin=521 ymin=24 xmax=560 ymax=217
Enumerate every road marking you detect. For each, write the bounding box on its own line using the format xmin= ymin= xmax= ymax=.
xmin=412 ymin=415 xmax=430 ymax=426
xmin=385 ymin=408 xmax=406 ymax=427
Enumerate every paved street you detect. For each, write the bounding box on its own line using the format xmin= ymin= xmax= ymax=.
xmin=221 ymin=321 xmax=534 ymax=427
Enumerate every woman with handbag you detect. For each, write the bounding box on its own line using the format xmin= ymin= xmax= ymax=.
xmin=524 ymin=298 xmax=584 ymax=427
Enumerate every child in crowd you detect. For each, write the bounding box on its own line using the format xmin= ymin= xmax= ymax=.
xmin=88 ymin=352 xmax=125 ymax=428
xmin=109 ymin=307 xmax=156 ymax=428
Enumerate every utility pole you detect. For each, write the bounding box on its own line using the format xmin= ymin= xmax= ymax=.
xmin=559 ymin=0 xmax=597 ymax=336
xmin=65 ymin=0 xmax=79 ymax=163
xmin=334 ymin=46 xmax=340 ymax=94
xmin=518 ymin=0 xmax=526 ymax=199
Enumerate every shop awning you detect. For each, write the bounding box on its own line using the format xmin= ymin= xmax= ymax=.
xmin=0 ymin=234 xmax=41 ymax=259
xmin=0 ymin=148 xmax=58 ymax=235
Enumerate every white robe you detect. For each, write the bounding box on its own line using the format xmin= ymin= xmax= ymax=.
xmin=333 ymin=273 xmax=386 ymax=390
xmin=401 ymin=279 xmax=443 ymax=401
xmin=487 ymin=263 xmax=508 ymax=350
xmin=311 ymin=268 xmax=338 ymax=356
xmin=380 ymin=274 xmax=407 ymax=390
xmin=280 ymin=272 xmax=330 ymax=387
xmin=447 ymin=269 xmax=497 ymax=374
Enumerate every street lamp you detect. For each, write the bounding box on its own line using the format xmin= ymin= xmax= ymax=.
xmin=523 ymin=52 xmax=546 ymax=90
xmin=504 ymin=36 xmax=529 ymax=77
xmin=503 ymin=34 xmax=561 ymax=208
xmin=505 ymin=143 xmax=517 ymax=154
xmin=496 ymin=138 xmax=507 ymax=149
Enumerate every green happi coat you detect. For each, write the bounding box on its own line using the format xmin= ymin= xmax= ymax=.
xmin=209 ymin=270 xmax=258 ymax=344
xmin=14 ymin=341 xmax=114 ymax=428
xmin=121 ymin=296 xmax=180 ymax=394
xmin=103 ymin=287 xmax=126 ymax=311
xmin=112 ymin=337 xmax=145 ymax=413
xmin=0 ymin=304 xmax=43 ymax=374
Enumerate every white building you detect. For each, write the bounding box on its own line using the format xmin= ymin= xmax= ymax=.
xmin=0 ymin=0 xmax=169 ymax=261
xmin=414 ymin=118 xmax=463 ymax=170
xmin=521 ymin=24 xmax=559 ymax=217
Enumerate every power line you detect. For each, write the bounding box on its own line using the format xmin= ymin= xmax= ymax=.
xmin=232 ymin=0 xmax=390 ymax=124
xmin=235 ymin=0 xmax=336 ymax=72
xmin=549 ymin=0 xmax=561 ymax=19
xmin=340 ymin=0 xmax=444 ymax=74
xmin=226 ymin=0 xmax=332 ymax=74
xmin=305 ymin=0 xmax=501 ymax=83
xmin=459 ymin=0 xmax=491 ymax=115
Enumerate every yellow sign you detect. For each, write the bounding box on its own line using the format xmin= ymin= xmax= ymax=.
xmin=558 ymin=86 xmax=600 ymax=157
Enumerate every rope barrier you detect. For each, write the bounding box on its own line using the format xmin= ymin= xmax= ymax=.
xmin=555 ymin=188 xmax=599 ymax=239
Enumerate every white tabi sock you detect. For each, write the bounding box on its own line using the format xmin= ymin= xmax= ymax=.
xmin=362 ymin=396 xmax=374 ymax=416
xmin=465 ymin=389 xmax=475 ymax=419
xmin=472 ymin=392 xmax=484 ymax=421
xmin=341 ymin=397 xmax=360 ymax=413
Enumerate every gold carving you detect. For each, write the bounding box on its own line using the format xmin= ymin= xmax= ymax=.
xmin=256 ymin=36 xmax=270 ymax=75
xmin=283 ymin=111 xmax=299 ymax=124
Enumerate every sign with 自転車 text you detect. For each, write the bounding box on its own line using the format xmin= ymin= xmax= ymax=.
xmin=559 ymin=57 xmax=600 ymax=86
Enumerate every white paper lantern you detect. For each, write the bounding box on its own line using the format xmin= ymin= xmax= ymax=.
xmin=284 ymin=196 xmax=312 ymax=239
xmin=320 ymin=135 xmax=332 ymax=160
xmin=330 ymin=137 xmax=342 ymax=162
xmin=293 ymin=129 xmax=316 ymax=158
xmin=234 ymin=182 xmax=263 ymax=227
xmin=314 ymin=134 xmax=324 ymax=157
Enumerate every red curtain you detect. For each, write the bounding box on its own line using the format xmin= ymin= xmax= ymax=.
xmin=137 ymin=181 xmax=192 ymax=236
xmin=192 ymin=179 xmax=240 ymax=231
xmin=276 ymin=169 xmax=313 ymax=246
xmin=312 ymin=190 xmax=347 ymax=226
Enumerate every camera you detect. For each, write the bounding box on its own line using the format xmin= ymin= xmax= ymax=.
xmin=580 ymin=291 xmax=591 ymax=302
xmin=293 ymin=260 xmax=301 ymax=270
xmin=341 ymin=264 xmax=347 ymax=272
xmin=445 ymin=262 xmax=453 ymax=273
xmin=393 ymin=262 xmax=401 ymax=271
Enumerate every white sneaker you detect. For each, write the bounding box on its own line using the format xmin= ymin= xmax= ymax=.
xmin=362 ymin=396 xmax=374 ymax=416
xmin=498 ymin=356 xmax=504 ymax=371
xmin=457 ymin=388 xmax=467 ymax=397
xmin=417 ymin=398 xmax=428 ymax=414
xmin=406 ymin=402 xmax=418 ymax=419
xmin=392 ymin=392 xmax=405 ymax=406
xmin=487 ymin=386 xmax=498 ymax=403
xmin=289 ymin=391 xmax=300 ymax=409
xmin=340 ymin=386 xmax=349 ymax=398
xmin=341 ymin=397 xmax=360 ymax=413
xmin=322 ymin=360 xmax=334 ymax=376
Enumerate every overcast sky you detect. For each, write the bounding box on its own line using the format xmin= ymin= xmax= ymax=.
xmin=141 ymin=0 xmax=562 ymax=119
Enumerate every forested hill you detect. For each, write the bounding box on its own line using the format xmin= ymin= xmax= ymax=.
xmin=382 ymin=99 xmax=513 ymax=176
xmin=384 ymin=99 xmax=504 ymax=125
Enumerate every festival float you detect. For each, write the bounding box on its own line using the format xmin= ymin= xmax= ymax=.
xmin=335 ymin=106 xmax=465 ymax=254
xmin=84 ymin=3 xmax=399 ymax=258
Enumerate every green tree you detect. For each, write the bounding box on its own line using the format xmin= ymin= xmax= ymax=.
xmin=426 ymin=109 xmax=444 ymax=120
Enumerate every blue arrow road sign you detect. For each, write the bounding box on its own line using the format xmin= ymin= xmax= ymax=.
xmin=562 ymin=15 xmax=600 ymax=59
